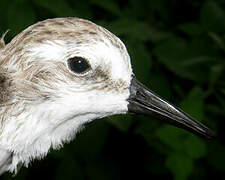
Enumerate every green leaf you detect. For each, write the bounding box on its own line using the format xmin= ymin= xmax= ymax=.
xmin=0 ymin=0 xmax=10 ymax=26
xmin=215 ymin=94 xmax=225 ymax=113
xmin=183 ymin=135 xmax=206 ymax=159
xmin=208 ymin=144 xmax=225 ymax=171
xmin=106 ymin=115 xmax=134 ymax=132
xmin=148 ymin=71 xmax=172 ymax=99
xmin=208 ymin=32 xmax=225 ymax=52
xmin=6 ymin=2 xmax=36 ymax=35
xmin=156 ymin=125 xmax=189 ymax=151
xmin=177 ymin=23 xmax=203 ymax=37
xmin=126 ymin=42 xmax=152 ymax=83
xmin=86 ymin=158 xmax=120 ymax=180
xmin=200 ymin=1 xmax=225 ymax=33
xmin=33 ymin=0 xmax=75 ymax=16
xmin=208 ymin=64 xmax=224 ymax=92
xmin=55 ymin=157 xmax=84 ymax=180
xmin=73 ymin=121 xmax=109 ymax=160
xmin=70 ymin=2 xmax=93 ymax=18
xmin=107 ymin=19 xmax=172 ymax=42
xmin=154 ymin=38 xmax=213 ymax=82
xmin=180 ymin=86 xmax=204 ymax=121
xmin=221 ymin=89 xmax=225 ymax=96
xmin=166 ymin=153 xmax=194 ymax=180
xmin=90 ymin=0 xmax=121 ymax=16
xmin=206 ymin=104 xmax=225 ymax=117
xmin=135 ymin=116 xmax=160 ymax=140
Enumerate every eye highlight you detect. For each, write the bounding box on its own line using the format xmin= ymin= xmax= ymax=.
xmin=67 ymin=56 xmax=91 ymax=74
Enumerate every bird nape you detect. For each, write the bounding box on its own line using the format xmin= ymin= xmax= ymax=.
xmin=0 ymin=17 xmax=215 ymax=176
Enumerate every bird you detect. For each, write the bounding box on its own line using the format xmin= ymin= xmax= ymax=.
xmin=0 ymin=17 xmax=215 ymax=175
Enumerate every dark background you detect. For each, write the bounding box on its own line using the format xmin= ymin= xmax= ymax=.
xmin=0 ymin=0 xmax=225 ymax=180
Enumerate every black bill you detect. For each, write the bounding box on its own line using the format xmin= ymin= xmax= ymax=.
xmin=127 ymin=76 xmax=215 ymax=139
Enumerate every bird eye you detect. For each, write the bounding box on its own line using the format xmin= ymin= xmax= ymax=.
xmin=67 ymin=56 xmax=91 ymax=74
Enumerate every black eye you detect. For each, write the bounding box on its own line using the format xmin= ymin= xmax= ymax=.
xmin=67 ymin=56 xmax=90 ymax=74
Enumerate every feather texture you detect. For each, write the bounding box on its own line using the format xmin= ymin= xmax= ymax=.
xmin=0 ymin=149 xmax=12 ymax=175
xmin=0 ymin=17 xmax=132 ymax=174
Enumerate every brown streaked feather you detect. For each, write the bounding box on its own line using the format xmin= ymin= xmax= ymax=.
xmin=0 ymin=31 xmax=8 ymax=50
xmin=0 ymin=69 xmax=13 ymax=105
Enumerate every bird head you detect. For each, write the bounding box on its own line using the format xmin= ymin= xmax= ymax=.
xmin=0 ymin=17 xmax=215 ymax=174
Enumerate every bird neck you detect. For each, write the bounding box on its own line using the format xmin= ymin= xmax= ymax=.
xmin=0 ymin=100 xmax=100 ymax=170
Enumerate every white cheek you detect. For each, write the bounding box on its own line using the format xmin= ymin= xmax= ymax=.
xmin=51 ymin=89 xmax=130 ymax=124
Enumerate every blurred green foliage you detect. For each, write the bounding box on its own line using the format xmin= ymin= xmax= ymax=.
xmin=0 ymin=0 xmax=225 ymax=180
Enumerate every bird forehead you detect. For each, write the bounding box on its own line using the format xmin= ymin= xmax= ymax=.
xmin=15 ymin=18 xmax=126 ymax=52
xmin=4 ymin=18 xmax=127 ymax=61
